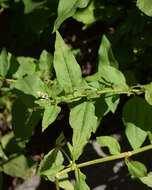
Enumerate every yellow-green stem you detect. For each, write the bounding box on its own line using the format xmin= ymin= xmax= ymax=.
xmin=57 ymin=144 xmax=152 ymax=177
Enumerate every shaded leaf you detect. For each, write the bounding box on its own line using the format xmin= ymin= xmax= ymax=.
xmin=12 ymin=99 xmax=41 ymax=141
xmin=0 ymin=48 xmax=9 ymax=77
xmin=3 ymin=154 xmax=35 ymax=179
xmin=74 ymin=169 xmax=90 ymax=190
xmin=38 ymin=149 xmax=64 ymax=181
xmin=97 ymin=136 xmax=121 ymax=155
xmin=122 ymin=97 xmax=152 ymax=149
xmin=53 ymin=0 xmax=89 ymax=32
xmin=125 ymin=160 xmax=147 ymax=178
xmin=69 ymin=101 xmax=97 ymax=160
xmin=54 ymin=32 xmax=82 ymax=93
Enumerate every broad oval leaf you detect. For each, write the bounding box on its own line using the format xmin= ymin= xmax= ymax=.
xmin=140 ymin=172 xmax=152 ymax=188
xmin=69 ymin=101 xmax=97 ymax=160
xmin=53 ymin=0 xmax=89 ymax=32
xmin=98 ymin=35 xmax=118 ymax=70
xmin=54 ymin=32 xmax=82 ymax=93
xmin=122 ymin=96 xmax=152 ymax=149
xmin=136 ymin=0 xmax=152 ymax=16
xmin=97 ymin=136 xmax=121 ymax=155
xmin=125 ymin=160 xmax=147 ymax=178
xmin=98 ymin=65 xmax=128 ymax=90
xmin=3 ymin=154 xmax=35 ymax=179
xmin=0 ymin=48 xmax=9 ymax=77
xmin=74 ymin=169 xmax=90 ymax=190
xmin=42 ymin=103 xmax=61 ymax=132
xmin=14 ymin=74 xmax=47 ymax=98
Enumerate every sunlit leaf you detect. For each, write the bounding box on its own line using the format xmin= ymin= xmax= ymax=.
xmin=69 ymin=101 xmax=97 ymax=160
xmin=97 ymin=136 xmax=121 ymax=155
xmin=54 ymin=32 xmax=82 ymax=93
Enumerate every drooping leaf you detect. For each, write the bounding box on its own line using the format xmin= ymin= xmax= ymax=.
xmin=53 ymin=0 xmax=89 ymax=32
xmin=0 ymin=48 xmax=9 ymax=77
xmin=38 ymin=50 xmax=53 ymax=79
xmin=98 ymin=65 xmax=128 ymax=90
xmin=73 ymin=1 xmax=96 ymax=27
xmin=14 ymin=74 xmax=47 ymax=98
xmin=54 ymin=32 xmax=82 ymax=93
xmin=98 ymin=35 xmax=118 ymax=71
xmin=58 ymin=174 xmax=74 ymax=190
xmin=42 ymin=103 xmax=61 ymax=132
xmin=140 ymin=172 xmax=152 ymax=187
xmin=3 ymin=154 xmax=35 ymax=179
xmin=122 ymin=97 xmax=152 ymax=149
xmin=74 ymin=169 xmax=90 ymax=190
xmin=104 ymin=93 xmax=120 ymax=113
xmin=12 ymin=99 xmax=41 ymax=142
xmin=97 ymin=136 xmax=121 ymax=155
xmin=125 ymin=160 xmax=147 ymax=178
xmin=38 ymin=149 xmax=64 ymax=181
xmin=69 ymin=101 xmax=97 ymax=160
xmin=143 ymin=83 xmax=152 ymax=105
xmin=136 ymin=0 xmax=152 ymax=16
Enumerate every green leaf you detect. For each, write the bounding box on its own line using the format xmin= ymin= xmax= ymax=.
xmin=144 ymin=83 xmax=152 ymax=105
xmin=38 ymin=149 xmax=64 ymax=181
xmin=0 ymin=48 xmax=9 ymax=77
xmin=125 ymin=160 xmax=147 ymax=178
xmin=42 ymin=103 xmax=61 ymax=132
xmin=14 ymin=74 xmax=47 ymax=98
xmin=97 ymin=136 xmax=121 ymax=155
xmin=136 ymin=0 xmax=152 ymax=16
xmin=0 ymin=146 xmax=7 ymax=160
xmin=98 ymin=65 xmax=128 ymax=89
xmin=74 ymin=169 xmax=90 ymax=190
xmin=105 ymin=93 xmax=120 ymax=113
xmin=140 ymin=172 xmax=152 ymax=187
xmin=122 ymin=97 xmax=152 ymax=149
xmin=53 ymin=0 xmax=89 ymax=32
xmin=22 ymin=0 xmax=45 ymax=14
xmin=69 ymin=101 xmax=97 ymax=160
xmin=1 ymin=133 xmax=22 ymax=154
xmin=3 ymin=154 xmax=35 ymax=179
xmin=58 ymin=174 xmax=74 ymax=190
xmin=98 ymin=35 xmax=118 ymax=70
xmin=54 ymin=32 xmax=82 ymax=93
xmin=12 ymin=99 xmax=41 ymax=141
xmin=13 ymin=57 xmax=36 ymax=79
xmin=73 ymin=1 xmax=96 ymax=26
xmin=39 ymin=50 xmax=53 ymax=79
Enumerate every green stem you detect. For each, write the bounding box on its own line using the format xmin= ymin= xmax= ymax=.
xmin=57 ymin=144 xmax=152 ymax=177
xmin=55 ymin=175 xmax=60 ymax=190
